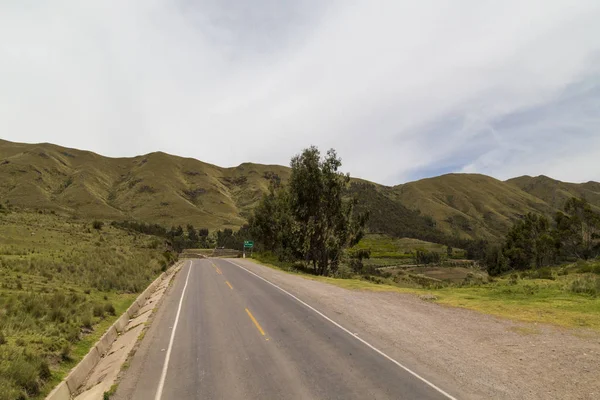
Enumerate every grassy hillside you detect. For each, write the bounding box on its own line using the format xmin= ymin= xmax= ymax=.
xmin=507 ymin=175 xmax=600 ymax=212
xmin=0 ymin=209 xmax=169 ymax=399
xmin=390 ymin=174 xmax=557 ymax=240
xmin=2 ymin=139 xmax=599 ymax=241
xmin=0 ymin=139 xmax=289 ymax=230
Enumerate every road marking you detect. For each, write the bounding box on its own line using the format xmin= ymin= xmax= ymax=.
xmin=226 ymin=259 xmax=457 ymax=400
xmin=245 ymin=308 xmax=266 ymax=336
xmin=225 ymin=281 xmax=233 ymax=290
xmin=155 ymin=260 xmax=193 ymax=400
xmin=210 ymin=262 xmax=223 ymax=275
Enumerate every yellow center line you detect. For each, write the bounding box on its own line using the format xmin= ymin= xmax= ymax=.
xmin=225 ymin=281 xmax=233 ymax=290
xmin=210 ymin=262 xmax=222 ymax=275
xmin=245 ymin=308 xmax=266 ymax=336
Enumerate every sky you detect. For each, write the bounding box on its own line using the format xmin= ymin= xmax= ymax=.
xmin=1 ymin=0 xmax=599 ymax=185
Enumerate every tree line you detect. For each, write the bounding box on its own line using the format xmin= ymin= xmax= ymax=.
xmin=110 ymin=220 xmax=244 ymax=252
xmin=482 ymin=197 xmax=600 ymax=275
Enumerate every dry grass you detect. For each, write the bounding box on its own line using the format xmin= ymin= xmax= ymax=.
xmin=0 ymin=210 xmax=169 ymax=399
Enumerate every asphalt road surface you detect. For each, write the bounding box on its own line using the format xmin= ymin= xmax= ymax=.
xmin=115 ymin=258 xmax=456 ymax=400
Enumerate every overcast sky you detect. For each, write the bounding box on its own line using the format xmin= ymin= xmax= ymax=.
xmin=1 ymin=0 xmax=599 ymax=185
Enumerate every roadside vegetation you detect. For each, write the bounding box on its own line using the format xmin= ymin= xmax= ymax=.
xmin=0 ymin=208 xmax=174 ymax=400
xmin=237 ymin=147 xmax=600 ymax=331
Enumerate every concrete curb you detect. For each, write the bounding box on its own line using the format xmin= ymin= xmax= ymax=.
xmin=45 ymin=260 xmax=184 ymax=400
xmin=66 ymin=348 xmax=100 ymax=393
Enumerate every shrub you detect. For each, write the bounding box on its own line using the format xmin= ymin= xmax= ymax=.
xmin=81 ymin=312 xmax=93 ymax=329
xmin=568 ymin=274 xmax=600 ymax=296
xmin=578 ymin=263 xmax=600 ymax=275
xmin=0 ymin=332 xmax=5 ymax=345
xmin=0 ymin=377 xmax=22 ymax=400
xmin=61 ymin=343 xmax=72 ymax=361
xmin=38 ymin=360 xmax=51 ymax=381
xmin=93 ymin=304 xmax=105 ymax=318
xmin=523 ymin=284 xmax=539 ymax=295
xmin=6 ymin=355 xmax=40 ymax=396
xmin=530 ymin=267 xmax=555 ymax=280
xmin=508 ymin=273 xmax=519 ymax=285
xmin=415 ymin=249 xmax=441 ymax=265
xmin=104 ymin=303 xmax=116 ymax=316
xmin=92 ymin=220 xmax=104 ymax=230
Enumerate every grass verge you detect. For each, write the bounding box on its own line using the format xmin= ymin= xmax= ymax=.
xmin=251 ymin=253 xmax=600 ymax=331
xmin=0 ymin=210 xmax=173 ymax=399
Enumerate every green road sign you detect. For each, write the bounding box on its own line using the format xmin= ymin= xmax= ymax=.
xmin=244 ymin=240 xmax=254 ymax=248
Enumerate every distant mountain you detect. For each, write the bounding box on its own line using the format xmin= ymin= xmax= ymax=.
xmin=1 ymin=139 xmax=598 ymax=241
xmin=506 ymin=175 xmax=600 ymax=212
xmin=389 ymin=174 xmax=555 ymax=240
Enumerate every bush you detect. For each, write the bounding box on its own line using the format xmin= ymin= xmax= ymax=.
xmin=93 ymin=303 xmax=105 ymax=318
xmin=38 ymin=360 xmax=51 ymax=381
xmin=568 ymin=274 xmax=600 ymax=296
xmin=0 ymin=377 xmax=22 ymax=400
xmin=508 ymin=273 xmax=519 ymax=285
xmin=92 ymin=220 xmax=104 ymax=230
xmin=415 ymin=249 xmax=441 ymax=265
xmin=529 ymin=267 xmax=555 ymax=280
xmin=61 ymin=343 xmax=72 ymax=361
xmin=81 ymin=312 xmax=93 ymax=329
xmin=523 ymin=284 xmax=539 ymax=295
xmin=578 ymin=263 xmax=600 ymax=275
xmin=104 ymin=303 xmax=116 ymax=316
xmin=0 ymin=332 xmax=5 ymax=345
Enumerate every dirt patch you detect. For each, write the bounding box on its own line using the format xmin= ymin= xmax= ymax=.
xmin=233 ymin=258 xmax=600 ymax=400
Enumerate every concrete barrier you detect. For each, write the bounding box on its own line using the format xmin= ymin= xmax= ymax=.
xmin=66 ymin=347 xmax=100 ymax=393
xmin=96 ymin=326 xmax=118 ymax=356
xmin=45 ymin=382 xmax=70 ymax=400
xmin=126 ymin=300 xmax=140 ymax=318
xmin=114 ymin=313 xmax=130 ymax=334
xmin=45 ymin=260 xmax=184 ymax=400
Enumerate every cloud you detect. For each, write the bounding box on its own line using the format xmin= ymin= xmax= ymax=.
xmin=1 ymin=0 xmax=599 ymax=185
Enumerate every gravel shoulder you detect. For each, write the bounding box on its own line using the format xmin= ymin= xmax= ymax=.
xmin=230 ymin=258 xmax=600 ymax=400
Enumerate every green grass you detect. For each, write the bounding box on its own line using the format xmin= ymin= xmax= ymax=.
xmin=352 ymin=234 xmax=465 ymax=260
xmin=0 ymin=210 xmax=169 ymax=399
xmin=252 ymin=253 xmax=600 ymax=331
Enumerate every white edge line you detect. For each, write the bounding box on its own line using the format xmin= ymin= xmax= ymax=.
xmin=155 ymin=260 xmax=193 ymax=400
xmin=224 ymin=259 xmax=458 ymax=400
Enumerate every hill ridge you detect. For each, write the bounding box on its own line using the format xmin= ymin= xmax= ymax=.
xmin=1 ymin=138 xmax=598 ymax=240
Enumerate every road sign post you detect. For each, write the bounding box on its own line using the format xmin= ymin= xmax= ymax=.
xmin=243 ymin=241 xmax=254 ymax=258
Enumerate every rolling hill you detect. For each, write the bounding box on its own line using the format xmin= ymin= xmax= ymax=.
xmin=0 ymin=139 xmax=289 ymax=229
xmin=1 ymin=139 xmax=598 ymax=241
xmin=389 ymin=174 xmax=556 ymax=240
xmin=506 ymin=175 xmax=600 ymax=212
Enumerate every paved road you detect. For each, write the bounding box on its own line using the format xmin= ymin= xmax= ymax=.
xmin=116 ymin=258 xmax=455 ymax=400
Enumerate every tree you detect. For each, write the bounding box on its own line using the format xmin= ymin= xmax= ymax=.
xmin=484 ymin=245 xmax=509 ymax=276
xmin=187 ymin=224 xmax=198 ymax=242
xmin=250 ymin=146 xmax=368 ymax=275
xmin=415 ymin=249 xmax=441 ymax=265
xmin=503 ymin=213 xmax=556 ymax=270
xmin=288 ymin=147 xmax=367 ymax=275
xmin=555 ymin=198 xmax=600 ymax=260
xmin=198 ymin=228 xmax=209 ymax=238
